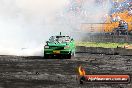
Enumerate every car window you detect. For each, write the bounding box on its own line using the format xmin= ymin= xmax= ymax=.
xmin=49 ymin=36 xmax=71 ymax=43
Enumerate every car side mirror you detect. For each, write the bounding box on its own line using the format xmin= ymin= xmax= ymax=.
xmin=46 ymin=41 xmax=49 ymax=45
xmin=71 ymin=38 xmax=74 ymax=41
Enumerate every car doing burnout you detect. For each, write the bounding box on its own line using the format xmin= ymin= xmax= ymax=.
xmin=44 ymin=32 xmax=75 ymax=59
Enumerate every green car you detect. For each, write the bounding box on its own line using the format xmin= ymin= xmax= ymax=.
xmin=44 ymin=32 xmax=75 ymax=59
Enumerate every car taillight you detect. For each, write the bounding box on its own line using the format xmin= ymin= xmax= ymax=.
xmin=64 ymin=46 xmax=70 ymax=49
xmin=44 ymin=46 xmax=49 ymax=49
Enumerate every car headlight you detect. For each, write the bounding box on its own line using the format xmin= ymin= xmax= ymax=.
xmin=64 ymin=46 xmax=70 ymax=49
xmin=44 ymin=46 xmax=49 ymax=49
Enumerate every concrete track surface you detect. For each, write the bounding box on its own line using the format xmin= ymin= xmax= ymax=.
xmin=0 ymin=54 xmax=132 ymax=88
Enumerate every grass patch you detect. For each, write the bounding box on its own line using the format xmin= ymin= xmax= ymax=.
xmin=75 ymin=42 xmax=130 ymax=48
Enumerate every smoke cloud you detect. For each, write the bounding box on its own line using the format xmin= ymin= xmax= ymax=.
xmin=0 ymin=0 xmax=111 ymax=56
xmin=0 ymin=0 xmax=69 ymax=56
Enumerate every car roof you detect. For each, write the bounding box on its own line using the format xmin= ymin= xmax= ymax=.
xmin=51 ymin=35 xmax=70 ymax=37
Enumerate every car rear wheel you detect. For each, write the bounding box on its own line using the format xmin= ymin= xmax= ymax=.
xmin=72 ymin=51 xmax=75 ymax=57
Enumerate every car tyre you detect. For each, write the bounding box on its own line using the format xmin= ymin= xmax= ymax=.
xmin=44 ymin=54 xmax=48 ymax=59
xmin=66 ymin=53 xmax=72 ymax=59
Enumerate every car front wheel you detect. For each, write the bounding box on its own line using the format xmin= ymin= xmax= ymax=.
xmin=65 ymin=53 xmax=72 ymax=59
xmin=44 ymin=54 xmax=52 ymax=59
